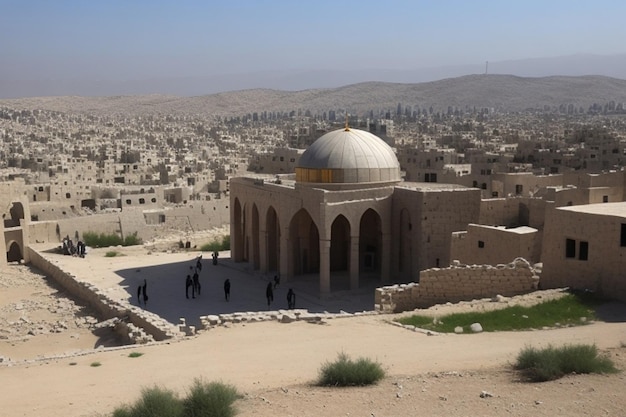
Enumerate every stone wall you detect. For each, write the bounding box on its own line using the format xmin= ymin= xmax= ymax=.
xmin=375 ymin=258 xmax=539 ymax=313
xmin=27 ymin=247 xmax=182 ymax=342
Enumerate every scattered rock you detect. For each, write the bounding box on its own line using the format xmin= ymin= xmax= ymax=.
xmin=470 ymin=323 xmax=483 ymax=333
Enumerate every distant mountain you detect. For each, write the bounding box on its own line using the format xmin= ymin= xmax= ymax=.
xmin=2 ymin=74 xmax=626 ymax=117
xmin=1 ymin=54 xmax=625 ymax=99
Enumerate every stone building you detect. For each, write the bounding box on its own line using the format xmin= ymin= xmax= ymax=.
xmin=230 ymin=127 xmax=480 ymax=293
xmin=540 ymin=202 xmax=626 ymax=301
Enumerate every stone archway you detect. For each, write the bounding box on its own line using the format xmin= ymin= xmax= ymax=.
xmin=6 ymin=241 xmax=22 ymax=263
xmin=266 ymin=206 xmax=280 ymax=272
xmin=289 ymin=209 xmax=320 ymax=276
xmin=233 ymin=198 xmax=244 ymax=262
xmin=330 ymin=214 xmax=350 ymax=272
xmin=359 ymin=209 xmax=382 ymax=273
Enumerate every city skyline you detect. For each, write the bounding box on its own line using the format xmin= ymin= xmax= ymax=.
xmin=2 ymin=0 xmax=626 ymax=97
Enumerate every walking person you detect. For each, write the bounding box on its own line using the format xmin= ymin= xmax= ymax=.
xmin=142 ymin=279 xmax=148 ymax=305
xmin=287 ymin=288 xmax=296 ymax=309
xmin=266 ymin=281 xmax=274 ymax=307
xmin=186 ymin=274 xmax=195 ymax=299
xmin=224 ymin=278 xmax=231 ymax=301
xmin=137 ymin=284 xmax=143 ymax=305
xmin=193 ymin=269 xmax=201 ymax=296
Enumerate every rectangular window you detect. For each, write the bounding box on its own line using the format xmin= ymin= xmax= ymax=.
xmin=603 ymin=195 xmax=609 ymax=203
xmin=478 ymin=240 xmax=485 ymax=248
xmin=621 ymin=224 xmax=626 ymax=247
xmin=579 ymin=241 xmax=589 ymax=260
xmin=515 ymin=184 xmax=523 ymax=195
xmin=565 ymin=238 xmax=576 ymax=258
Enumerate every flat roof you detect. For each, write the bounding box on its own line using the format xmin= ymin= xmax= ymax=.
xmin=558 ymin=201 xmax=626 ymax=218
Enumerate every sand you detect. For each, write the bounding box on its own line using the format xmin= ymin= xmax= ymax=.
xmin=1 ymin=247 xmax=626 ymax=417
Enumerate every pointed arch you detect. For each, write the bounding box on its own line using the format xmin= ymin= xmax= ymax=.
xmin=232 ymin=198 xmax=244 ymax=262
xmin=330 ymin=214 xmax=350 ymax=271
xmin=289 ymin=209 xmax=320 ymax=275
xmin=266 ymin=206 xmax=280 ymax=272
xmin=7 ymin=241 xmax=22 ymax=263
xmin=359 ymin=208 xmax=382 ymax=273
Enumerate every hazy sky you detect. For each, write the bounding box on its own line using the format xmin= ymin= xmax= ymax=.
xmin=2 ymin=0 xmax=626 ymax=82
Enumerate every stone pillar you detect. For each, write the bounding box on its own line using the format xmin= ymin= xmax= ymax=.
xmin=350 ymin=235 xmax=359 ymax=290
xmin=319 ymin=239 xmax=331 ymax=293
xmin=381 ymin=233 xmax=392 ymax=283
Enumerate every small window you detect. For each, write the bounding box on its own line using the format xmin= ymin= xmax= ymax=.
xmin=481 ymin=183 xmax=487 ymax=190
xmin=66 ymin=193 xmax=71 ymax=199
xmin=515 ymin=184 xmax=523 ymax=195
xmin=565 ymin=238 xmax=576 ymax=258
xmin=126 ymin=199 xmax=132 ymax=205
xmin=491 ymin=192 xmax=498 ymax=197
xmin=621 ymin=224 xmax=626 ymax=247
xmin=151 ymin=198 xmax=156 ymax=203
xmin=603 ymin=195 xmax=609 ymax=203
xmin=139 ymin=198 xmax=145 ymax=204
xmin=478 ymin=240 xmax=485 ymax=248
xmin=579 ymin=241 xmax=589 ymax=261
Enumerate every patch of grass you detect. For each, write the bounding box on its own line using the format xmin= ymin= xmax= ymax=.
xmin=183 ymin=379 xmax=240 ymax=417
xmin=317 ymin=352 xmax=385 ymax=387
xmin=105 ymin=251 xmax=121 ymax=257
xmin=112 ymin=386 xmax=182 ymax=417
xmin=111 ymin=381 xmax=239 ymax=417
xmin=128 ymin=352 xmax=143 ymax=358
xmin=83 ymin=231 xmax=142 ymax=248
xmin=396 ymin=293 xmax=598 ymax=333
xmin=515 ymin=344 xmax=618 ymax=382
xmin=90 ymin=361 xmax=102 ymax=367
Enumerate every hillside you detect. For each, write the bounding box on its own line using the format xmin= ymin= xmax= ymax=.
xmin=2 ymin=74 xmax=626 ymax=117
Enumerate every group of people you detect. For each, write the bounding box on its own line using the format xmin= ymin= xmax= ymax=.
xmin=186 ymin=256 xmax=203 ymax=299
xmin=265 ymin=275 xmax=296 ymax=309
xmin=62 ymin=235 xmax=86 ymax=258
xmin=137 ymin=279 xmax=148 ymax=305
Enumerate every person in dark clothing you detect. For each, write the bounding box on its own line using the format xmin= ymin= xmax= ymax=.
xmin=212 ymin=251 xmax=219 ymax=265
xmin=142 ymin=279 xmax=148 ymax=305
xmin=192 ymin=270 xmax=201 ymax=295
xmin=137 ymin=284 xmax=143 ymax=305
xmin=266 ymin=282 xmax=274 ymax=307
xmin=224 ymin=278 xmax=231 ymax=301
xmin=196 ymin=256 xmax=202 ymax=271
xmin=186 ymin=274 xmax=194 ymax=299
xmin=287 ymin=288 xmax=296 ymax=309
xmin=273 ymin=274 xmax=280 ymax=289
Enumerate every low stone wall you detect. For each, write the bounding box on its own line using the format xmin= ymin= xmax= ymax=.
xmin=375 ymin=258 xmax=540 ymax=313
xmin=27 ymin=247 xmax=182 ymax=343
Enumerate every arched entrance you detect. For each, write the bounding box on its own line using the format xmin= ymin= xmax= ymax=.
xmin=359 ymin=209 xmax=382 ymax=273
xmin=7 ymin=241 xmax=22 ymax=263
xmin=289 ymin=209 xmax=320 ymax=275
xmin=232 ymin=198 xmax=244 ymax=262
xmin=266 ymin=206 xmax=280 ymax=272
xmin=330 ymin=215 xmax=350 ymax=271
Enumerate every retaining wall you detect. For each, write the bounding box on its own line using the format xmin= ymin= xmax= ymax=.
xmin=376 ymin=258 xmax=540 ymax=313
xmin=27 ymin=247 xmax=182 ymax=342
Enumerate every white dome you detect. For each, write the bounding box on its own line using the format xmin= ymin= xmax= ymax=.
xmin=296 ymin=128 xmax=401 ymax=184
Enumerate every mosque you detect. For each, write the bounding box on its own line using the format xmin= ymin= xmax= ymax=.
xmin=230 ymin=125 xmax=480 ymax=293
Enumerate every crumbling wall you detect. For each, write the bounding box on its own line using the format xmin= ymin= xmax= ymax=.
xmin=376 ymin=258 xmax=539 ymax=313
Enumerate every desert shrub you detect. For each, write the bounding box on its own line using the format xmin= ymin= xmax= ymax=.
xmin=515 ymin=344 xmax=618 ymax=382
xmin=111 ymin=381 xmax=239 ymax=417
xmin=128 ymin=352 xmax=143 ymax=358
xmin=112 ymin=386 xmax=182 ymax=417
xmin=318 ymin=352 xmax=385 ymax=386
xmin=90 ymin=361 xmax=101 ymax=367
xmin=83 ymin=231 xmax=142 ymax=248
xmin=105 ymin=251 xmax=120 ymax=257
xmin=200 ymin=235 xmax=230 ymax=252
xmin=182 ymin=379 xmax=239 ymax=417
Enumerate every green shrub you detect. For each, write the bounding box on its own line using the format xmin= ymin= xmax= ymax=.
xmin=111 ymin=381 xmax=239 ymax=417
xmin=105 ymin=251 xmax=120 ymax=257
xmin=318 ymin=352 xmax=385 ymax=386
xmin=515 ymin=344 xmax=618 ymax=382
xmin=199 ymin=235 xmax=230 ymax=252
xmin=112 ymin=386 xmax=183 ymax=417
xmin=128 ymin=352 xmax=143 ymax=358
xmin=183 ymin=379 xmax=239 ymax=417
xmin=90 ymin=361 xmax=101 ymax=367
xmin=83 ymin=231 xmax=142 ymax=248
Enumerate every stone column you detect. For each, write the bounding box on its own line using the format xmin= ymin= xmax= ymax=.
xmin=280 ymin=227 xmax=291 ymax=281
xmin=350 ymin=234 xmax=359 ymax=290
xmin=319 ymin=239 xmax=331 ymax=293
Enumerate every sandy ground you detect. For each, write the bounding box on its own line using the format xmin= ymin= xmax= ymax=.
xmin=1 ymin=245 xmax=626 ymax=417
